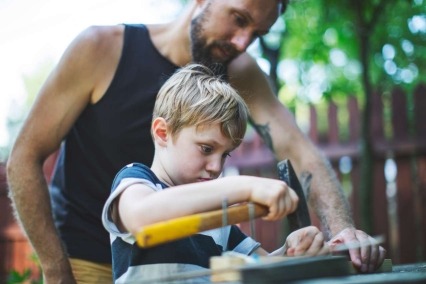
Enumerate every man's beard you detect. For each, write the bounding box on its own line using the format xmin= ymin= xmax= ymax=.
xmin=190 ymin=10 xmax=239 ymax=77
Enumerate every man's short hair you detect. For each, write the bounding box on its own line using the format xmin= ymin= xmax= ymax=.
xmin=280 ymin=0 xmax=289 ymax=14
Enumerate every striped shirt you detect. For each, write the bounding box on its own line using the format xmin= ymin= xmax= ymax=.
xmin=102 ymin=163 xmax=260 ymax=283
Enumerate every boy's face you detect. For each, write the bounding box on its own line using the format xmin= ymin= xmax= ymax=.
xmin=160 ymin=123 xmax=236 ymax=186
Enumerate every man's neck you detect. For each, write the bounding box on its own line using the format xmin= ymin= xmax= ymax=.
xmin=147 ymin=4 xmax=196 ymax=67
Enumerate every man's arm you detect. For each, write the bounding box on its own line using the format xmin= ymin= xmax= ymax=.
xmin=228 ymin=53 xmax=385 ymax=272
xmin=228 ymin=53 xmax=352 ymax=234
xmin=6 ymin=25 xmax=123 ymax=283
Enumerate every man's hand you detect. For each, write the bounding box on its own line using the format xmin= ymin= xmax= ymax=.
xmin=43 ymin=273 xmax=76 ymax=284
xmin=285 ymin=226 xmax=330 ymax=257
xmin=41 ymin=256 xmax=76 ymax=284
xmin=328 ymin=228 xmax=386 ymax=273
xmin=42 ymin=267 xmax=76 ymax=284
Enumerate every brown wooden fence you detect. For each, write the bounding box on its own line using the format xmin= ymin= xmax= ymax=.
xmin=1 ymin=84 xmax=425 ymax=281
xmin=229 ymin=83 xmax=426 ymax=265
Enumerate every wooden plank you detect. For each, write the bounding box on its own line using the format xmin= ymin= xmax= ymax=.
xmin=327 ymin=100 xmax=339 ymax=144
xmin=210 ymin=254 xmax=392 ymax=283
xmin=413 ymin=83 xmax=426 ymax=141
xmin=372 ymin=158 xmax=389 ymax=253
xmin=348 ymin=96 xmax=360 ymax=142
xmin=371 ymin=92 xmax=384 ymax=141
xmin=395 ymin=156 xmax=417 ymax=263
xmin=415 ymin=157 xmax=426 ymax=261
xmin=349 ymin=158 xmax=361 ymax=228
xmin=391 ymin=87 xmax=409 ymax=140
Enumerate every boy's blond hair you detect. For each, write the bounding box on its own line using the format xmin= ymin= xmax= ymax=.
xmin=153 ymin=64 xmax=249 ymax=146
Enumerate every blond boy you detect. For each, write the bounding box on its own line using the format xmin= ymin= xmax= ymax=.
xmin=102 ymin=64 xmax=328 ymax=283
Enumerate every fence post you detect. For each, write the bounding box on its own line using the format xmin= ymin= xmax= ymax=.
xmin=370 ymin=92 xmax=389 ymax=256
xmin=391 ymin=87 xmax=417 ymax=263
xmin=412 ymin=83 xmax=426 ymax=261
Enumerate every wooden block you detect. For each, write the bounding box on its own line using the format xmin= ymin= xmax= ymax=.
xmin=211 ymin=255 xmax=349 ymax=283
xmin=210 ymin=252 xmax=287 ymax=282
xmin=210 ymin=254 xmax=247 ymax=282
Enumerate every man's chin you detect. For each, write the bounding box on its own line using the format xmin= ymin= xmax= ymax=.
xmin=210 ymin=54 xmax=236 ymax=66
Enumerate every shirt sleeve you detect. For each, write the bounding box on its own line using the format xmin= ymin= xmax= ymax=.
xmin=229 ymin=225 xmax=261 ymax=255
xmin=101 ymin=163 xmax=163 ymax=243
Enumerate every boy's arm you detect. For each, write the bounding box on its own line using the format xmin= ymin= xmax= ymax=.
xmin=116 ymin=175 xmax=298 ymax=236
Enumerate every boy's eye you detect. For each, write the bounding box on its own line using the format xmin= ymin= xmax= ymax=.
xmin=222 ymin=152 xmax=231 ymax=159
xmin=201 ymin=145 xmax=213 ymax=154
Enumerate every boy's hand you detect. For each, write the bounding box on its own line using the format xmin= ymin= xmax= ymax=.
xmin=285 ymin=226 xmax=330 ymax=256
xmin=248 ymin=177 xmax=299 ymax=221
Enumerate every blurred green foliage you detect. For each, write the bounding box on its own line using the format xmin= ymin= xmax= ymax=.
xmin=281 ymin=0 xmax=425 ymax=100
xmin=7 ymin=254 xmax=42 ymax=284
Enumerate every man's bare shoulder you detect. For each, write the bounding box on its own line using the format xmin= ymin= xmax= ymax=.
xmin=228 ymin=52 xmax=260 ymax=78
xmin=62 ymin=25 xmax=125 ymax=103
xmin=75 ymin=24 xmax=125 ymax=53
xmin=228 ymin=52 xmax=270 ymax=99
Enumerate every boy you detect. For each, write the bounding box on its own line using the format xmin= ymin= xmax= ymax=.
xmin=102 ymin=64 xmax=329 ymax=283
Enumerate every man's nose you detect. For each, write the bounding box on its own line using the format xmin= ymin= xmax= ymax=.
xmin=230 ymin=31 xmax=252 ymax=52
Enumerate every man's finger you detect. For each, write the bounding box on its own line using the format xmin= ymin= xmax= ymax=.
xmin=367 ymin=236 xmax=379 ymax=272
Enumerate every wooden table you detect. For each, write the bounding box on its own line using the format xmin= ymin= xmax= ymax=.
xmin=211 ymin=256 xmax=426 ymax=284
xmin=294 ymin=262 xmax=426 ymax=284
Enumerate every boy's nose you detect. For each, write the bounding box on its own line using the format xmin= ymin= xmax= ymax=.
xmin=206 ymin=158 xmax=223 ymax=176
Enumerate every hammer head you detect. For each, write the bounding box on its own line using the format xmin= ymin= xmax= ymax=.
xmin=277 ymin=159 xmax=311 ymax=232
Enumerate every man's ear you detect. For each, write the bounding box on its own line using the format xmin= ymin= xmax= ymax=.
xmin=152 ymin=117 xmax=169 ymax=146
xmin=194 ymin=0 xmax=208 ymax=14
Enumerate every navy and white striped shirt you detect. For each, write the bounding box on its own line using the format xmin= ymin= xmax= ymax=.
xmin=102 ymin=163 xmax=260 ymax=283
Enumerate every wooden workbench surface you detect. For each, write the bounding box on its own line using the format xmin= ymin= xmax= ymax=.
xmin=282 ymin=262 xmax=426 ymax=284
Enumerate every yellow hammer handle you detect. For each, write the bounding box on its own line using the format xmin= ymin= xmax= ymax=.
xmin=136 ymin=203 xmax=269 ymax=248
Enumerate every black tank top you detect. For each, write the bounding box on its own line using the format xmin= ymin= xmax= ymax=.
xmin=50 ymin=24 xmax=179 ymax=263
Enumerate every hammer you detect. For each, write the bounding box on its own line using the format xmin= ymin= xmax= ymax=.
xmin=277 ymin=159 xmax=311 ymax=232
xmin=136 ymin=159 xmax=311 ymax=248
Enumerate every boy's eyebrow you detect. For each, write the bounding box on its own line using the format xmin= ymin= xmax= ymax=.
xmin=200 ymin=138 xmax=236 ymax=151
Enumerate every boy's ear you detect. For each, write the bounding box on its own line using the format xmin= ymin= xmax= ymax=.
xmin=152 ymin=117 xmax=169 ymax=146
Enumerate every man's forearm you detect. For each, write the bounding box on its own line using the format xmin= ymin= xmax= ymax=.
xmin=305 ymin=154 xmax=354 ymax=239
xmin=7 ymin=159 xmax=74 ymax=279
xmin=251 ymin=118 xmax=354 ymax=239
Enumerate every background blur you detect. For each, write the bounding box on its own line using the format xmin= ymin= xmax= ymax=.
xmin=0 ymin=0 xmax=425 ymax=282
xmin=0 ymin=0 xmax=185 ymax=161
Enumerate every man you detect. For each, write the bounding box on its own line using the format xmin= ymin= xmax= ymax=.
xmin=7 ymin=0 xmax=385 ymax=283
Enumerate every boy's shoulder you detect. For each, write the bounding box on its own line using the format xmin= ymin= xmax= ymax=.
xmin=112 ymin=163 xmax=161 ymax=189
